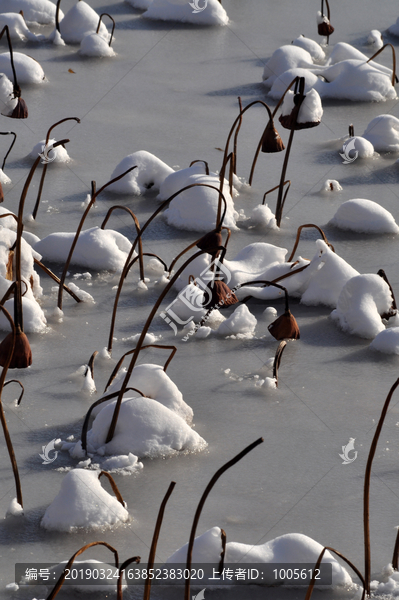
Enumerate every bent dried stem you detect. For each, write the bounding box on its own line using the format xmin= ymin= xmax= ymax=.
xmin=116 ymin=556 xmax=140 ymax=600
xmin=287 ymin=223 xmax=335 ymax=262
xmin=184 ymin=438 xmax=264 ymax=600
xmin=34 ymin=258 xmax=81 ymax=303
xmin=189 ymin=159 xmax=209 ymax=175
xmin=98 ymin=471 xmax=125 ymax=505
xmin=167 ymin=226 xmax=230 ymax=277
xmin=3 ymin=379 xmax=24 ymax=405
xmin=0 ymin=131 xmax=16 ymax=171
xmin=305 ymin=545 xmax=365 ymax=600
xmin=367 ymin=43 xmax=397 ymax=86
xmin=97 ymin=13 xmax=115 ymax=47
xmin=273 ymin=340 xmax=287 ymax=387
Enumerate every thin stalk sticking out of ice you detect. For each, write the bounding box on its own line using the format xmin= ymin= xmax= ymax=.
xmin=317 ymin=0 xmax=334 ymax=44
xmin=0 ymin=131 xmax=16 ymax=196
xmin=47 ymin=541 xmax=119 ymax=600
xmin=98 ymin=470 xmax=125 ymax=505
xmin=287 ymin=223 xmax=334 ymax=262
xmin=97 ymin=13 xmax=115 ymax=47
xmin=57 ymin=165 xmax=136 ymax=311
xmin=0 ymin=26 xmax=28 ymax=118
xmin=33 ymin=257 xmax=81 ymax=303
xmin=189 ymin=159 xmax=209 ymax=174
xmin=3 ymin=378 xmax=24 ymax=405
xmin=273 ymin=340 xmax=287 ymax=387
xmin=304 ymin=546 xmax=365 ymax=600
xmin=366 ymin=44 xmax=397 ymax=87
xmin=31 ymin=117 xmax=81 ymax=220
xmin=183 ymin=438 xmax=264 ymax=600
xmin=116 ymin=556 xmax=140 ymax=600
xmin=363 ymin=378 xmax=399 ymax=596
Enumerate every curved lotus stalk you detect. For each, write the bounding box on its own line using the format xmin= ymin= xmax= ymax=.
xmin=33 ymin=258 xmax=81 ymax=303
xmin=392 ymin=528 xmax=399 ymax=570
xmin=116 ymin=556 xmax=140 ymax=600
xmin=167 ymin=226 xmax=230 ymax=277
xmin=100 ymin=205 xmax=144 ymax=281
xmin=189 ymin=159 xmax=209 ymax=175
xmin=57 ymin=166 xmax=136 ymax=311
xmin=105 ymin=344 xmax=177 ymax=391
xmin=364 ymin=377 xmax=399 ymax=595
xmin=260 ymin=180 xmax=291 ymax=222
xmin=98 ymin=471 xmax=125 ymax=505
xmin=378 ymin=269 xmax=397 ymax=319
xmin=232 ymin=96 xmax=243 ymax=175
xmin=105 ymin=246 xmax=226 ymax=443
xmin=107 ymin=183 xmax=230 ymax=354
xmin=318 ymin=0 xmax=334 ymax=43
xmin=287 ymin=223 xmax=335 ymax=262
xmin=367 ymin=43 xmax=397 ymax=86
xmin=183 ymin=438 xmax=264 ymax=600
xmin=96 ymin=13 xmax=115 ymax=47
xmin=125 ymin=253 xmax=167 ymax=282
xmin=31 ymin=117 xmax=81 ymax=220
xmin=273 ymin=340 xmax=287 ymax=387
xmin=47 ymin=541 xmax=119 ymax=600
xmin=305 ymin=545 xmax=365 ymax=600
xmin=0 ymin=304 xmax=23 ymax=508
xmin=0 ymin=131 xmax=16 ymax=171
xmin=142 ymin=481 xmax=176 ymax=600
xmin=3 ymin=379 xmax=24 ymax=405
xmin=0 ymin=26 xmax=27 ymax=119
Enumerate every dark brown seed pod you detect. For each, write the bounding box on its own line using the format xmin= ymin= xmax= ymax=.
xmin=261 ymin=119 xmax=285 ymax=153
xmin=0 ymin=330 xmax=32 ymax=369
xmin=9 ymin=97 xmax=28 ymax=119
xmin=268 ymin=309 xmax=300 ymax=341
xmin=204 ymin=280 xmax=238 ymax=309
xmin=196 ymin=230 xmax=223 ymax=254
xmin=318 ymin=21 xmax=334 ymax=36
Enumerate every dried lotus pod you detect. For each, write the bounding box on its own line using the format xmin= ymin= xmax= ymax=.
xmin=0 ymin=329 xmax=32 ymax=369
xmin=261 ymin=119 xmax=285 ymax=153
xmin=196 ymin=229 xmax=223 ymax=255
xmin=204 ymin=280 xmax=238 ymax=309
xmin=268 ymin=309 xmax=300 ymax=341
xmin=9 ymin=96 xmax=28 ymax=120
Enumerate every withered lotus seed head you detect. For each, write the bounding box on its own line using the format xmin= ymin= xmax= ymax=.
xmin=268 ymin=309 xmax=300 ymax=341
xmin=0 ymin=331 xmax=32 ymax=369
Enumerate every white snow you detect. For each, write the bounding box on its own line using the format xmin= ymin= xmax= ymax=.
xmin=370 ymin=328 xmax=399 ymax=355
xmin=0 ymin=206 xmax=16 ymax=229
xmin=41 ymin=468 xmax=129 ymax=532
xmin=0 ymin=167 xmax=11 ymax=185
xmin=367 ymin=30 xmax=383 ymax=49
xmin=223 ymin=242 xmax=287 ymax=288
xmin=249 ymin=203 xmax=277 ymax=229
xmin=80 ymin=32 xmax=116 ymax=57
xmin=388 ymin=17 xmax=399 ymax=37
xmin=0 ymin=12 xmax=45 ymax=40
xmin=75 ymin=395 xmax=206 ymax=458
xmin=322 ymin=179 xmax=342 ymax=192
xmin=157 ymin=162 xmax=211 ymax=200
xmin=0 ymin=52 xmax=45 ymax=84
xmin=6 ymin=497 xmax=24 ymax=516
xmin=0 ymin=0 xmax=62 ymax=24
xmin=143 ymin=0 xmax=229 ymax=26
xmin=0 ymin=295 xmax=47 ymax=333
xmin=108 ymin=150 xmax=174 ymax=194
xmin=331 ymin=274 xmax=394 ymax=339
xmin=329 ymin=199 xmax=399 ymax=234
xmin=57 ymin=1 xmax=108 ymax=44
xmin=280 ymin=88 xmax=323 ymax=125
xmin=217 ymin=304 xmax=257 ymax=339
xmin=342 ymin=135 xmax=375 ymax=159
xmin=292 ymin=35 xmax=325 ymax=62
xmin=0 ymin=225 xmax=43 ymax=299
xmin=262 ymin=45 xmax=314 ymax=88
xmin=29 ymin=138 xmax=70 ymax=163
xmin=0 ymin=73 xmax=17 ymax=115
xmin=363 ymin=115 xmax=399 ymax=152
xmin=33 ymin=226 xmax=135 ymax=272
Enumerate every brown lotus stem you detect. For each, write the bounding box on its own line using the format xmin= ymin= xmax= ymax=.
xmin=320 ymin=0 xmax=332 ymax=44
xmin=261 ymin=181 xmax=291 ymax=222
xmin=287 ymin=224 xmax=334 ymax=262
xmin=0 ymin=212 xmax=17 ymax=223
xmin=57 ymin=166 xmax=136 ymax=311
xmin=238 ymin=280 xmax=290 ymax=312
xmin=3 ymin=379 xmax=24 ymax=405
xmin=189 ymin=159 xmax=209 ymax=175
xmin=104 ymin=345 xmax=177 ymax=391
xmin=364 ymin=378 xmax=399 ymax=595
xmin=47 ymin=541 xmax=119 ymax=600
xmin=233 ymin=96 xmax=243 ymax=175
xmin=167 ymin=225 xmax=230 ymax=277
xmin=125 ymin=252 xmax=167 ymax=278
xmin=101 ymin=205 xmax=144 ymax=281
xmin=349 ymin=124 xmax=354 ymax=137
xmin=98 ymin=471 xmax=125 ymax=505
xmin=86 ymin=350 xmax=97 ymax=380
xmin=0 ymin=280 xmax=26 ymax=307
xmin=105 ymin=246 xmax=226 ymax=443
xmin=392 ymin=528 xmax=399 ymax=570
xmin=33 ymin=258 xmax=81 ymax=303
xmin=107 ymin=183 xmax=229 ymax=354
xmin=0 ymin=131 xmax=16 ymax=171
xmin=273 ymin=340 xmax=287 ymax=387
xmin=116 ymin=556 xmax=140 ymax=600
xmin=367 ymin=43 xmax=397 ymax=86
xmin=55 ymin=0 xmax=62 ymax=33
xmin=305 ymin=545 xmax=365 ymax=600
xmin=96 ymin=13 xmax=115 ymax=47
xmin=0 ymin=305 xmax=23 ymax=507
xmin=81 ymin=387 xmax=146 ymax=452
xmin=184 ymin=438 xmax=264 ymax=600
xmin=32 ymin=117 xmax=80 ymax=221
xmin=377 ymin=269 xmax=397 ymax=317
xmin=143 ymin=481 xmax=176 ymax=600
xmin=218 ymin=529 xmax=227 ymax=574
xmin=0 ymin=26 xmax=20 ymax=96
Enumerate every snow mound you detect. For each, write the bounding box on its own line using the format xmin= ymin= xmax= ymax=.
xmin=367 ymin=30 xmax=383 ymax=50
xmin=0 ymin=0 xmax=62 ymax=24
xmin=342 ymin=136 xmax=375 ymax=159
xmin=41 ymin=470 xmax=129 ymax=532
xmin=329 ymin=199 xmax=399 ymax=234
xmin=29 ymin=138 xmax=70 ymax=163
xmin=0 ymin=52 xmax=45 ymax=84
xmin=250 ymin=204 xmax=277 ymax=229
xmin=292 ymin=35 xmax=325 ymax=61
xmin=331 ymin=274 xmax=393 ymax=339
xmin=143 ymin=0 xmax=229 ymax=26
xmin=224 ymin=242 xmax=287 ymax=288
xmin=166 ymin=527 xmax=223 ymax=563
xmin=322 ymin=179 xmax=342 ymax=192
xmin=217 ymin=305 xmax=257 ymax=338
xmin=363 ymin=115 xmax=399 ymax=152
xmin=157 ymin=162 xmax=214 ymax=201
xmin=0 ymin=206 xmax=16 ymax=229
xmin=78 ymin=396 xmax=206 ymax=458
xmin=80 ymin=33 xmax=116 ymax=57
xmin=388 ymin=17 xmax=399 ymax=37
xmin=108 ymin=150 xmax=173 ymax=194
xmin=0 ymin=12 xmax=45 ymax=40
xmin=280 ymin=88 xmax=323 ymax=125
xmin=370 ymin=328 xmax=399 ymax=355
xmin=0 ymin=295 xmax=46 ymax=333
xmin=58 ymin=1 xmax=108 ymax=44
xmin=34 ymin=226 xmax=135 ymax=272
xmin=6 ymin=497 xmax=23 ymax=516
xmin=262 ymin=45 xmax=314 ymax=88
xmin=98 ymin=363 xmax=194 ymax=423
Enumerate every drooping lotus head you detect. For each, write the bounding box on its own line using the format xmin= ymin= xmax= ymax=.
xmin=268 ymin=309 xmax=300 ymax=341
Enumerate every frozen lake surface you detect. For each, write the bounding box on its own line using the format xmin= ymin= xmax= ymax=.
xmin=1 ymin=0 xmax=399 ymax=598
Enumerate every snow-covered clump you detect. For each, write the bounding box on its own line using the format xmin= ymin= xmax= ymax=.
xmin=143 ymin=0 xmax=229 ymax=26
xmin=0 ymin=167 xmax=11 ymax=185
xmin=0 ymin=296 xmax=46 ymax=333
xmin=80 ymin=33 xmax=116 ymax=57
xmin=331 ymin=274 xmax=394 ymax=339
xmin=342 ymin=135 xmax=374 ymax=159
xmin=217 ymin=305 xmax=257 ymax=339
xmin=108 ymin=150 xmax=173 ymax=194
xmin=157 ymin=162 xmax=215 ymax=200
xmin=0 ymin=13 xmax=45 ymax=40
xmin=280 ymin=87 xmax=323 ymax=126
xmin=0 ymin=52 xmax=45 ymax=84
xmin=0 ymin=206 xmax=16 ymax=229
xmin=58 ymin=1 xmax=108 ymax=43
xmin=300 ymin=240 xmax=359 ymax=308
xmin=388 ymin=17 xmax=399 ymax=37
xmin=223 ymin=242 xmax=287 ymax=289
xmin=322 ymin=179 xmax=342 ymax=192
xmin=249 ymin=204 xmax=277 ymax=229
xmin=262 ymin=45 xmax=314 ymax=88
xmin=292 ymin=35 xmax=325 ymax=61
xmin=6 ymin=498 xmax=24 ymax=517
xmin=363 ymin=115 xmax=399 ymax=152
xmin=329 ymin=199 xmax=399 ymax=234
xmin=166 ymin=527 xmax=223 ymax=563
xmin=370 ymin=328 xmax=399 ymax=355
xmin=0 ymin=0 xmax=63 ymax=24
xmin=163 ymin=173 xmax=239 ymax=231
xmin=41 ymin=469 xmax=129 ymax=532
xmin=34 ymin=226 xmax=135 ymax=272
xmin=97 ymin=364 xmax=194 ymax=423
xmin=29 ymin=138 xmax=70 ymax=163
xmin=74 ymin=396 xmax=206 ymax=458
xmin=0 ymin=226 xmax=43 ymax=299
xmin=367 ymin=30 xmax=383 ymax=49
xmin=370 ymin=564 xmax=399 ymax=595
